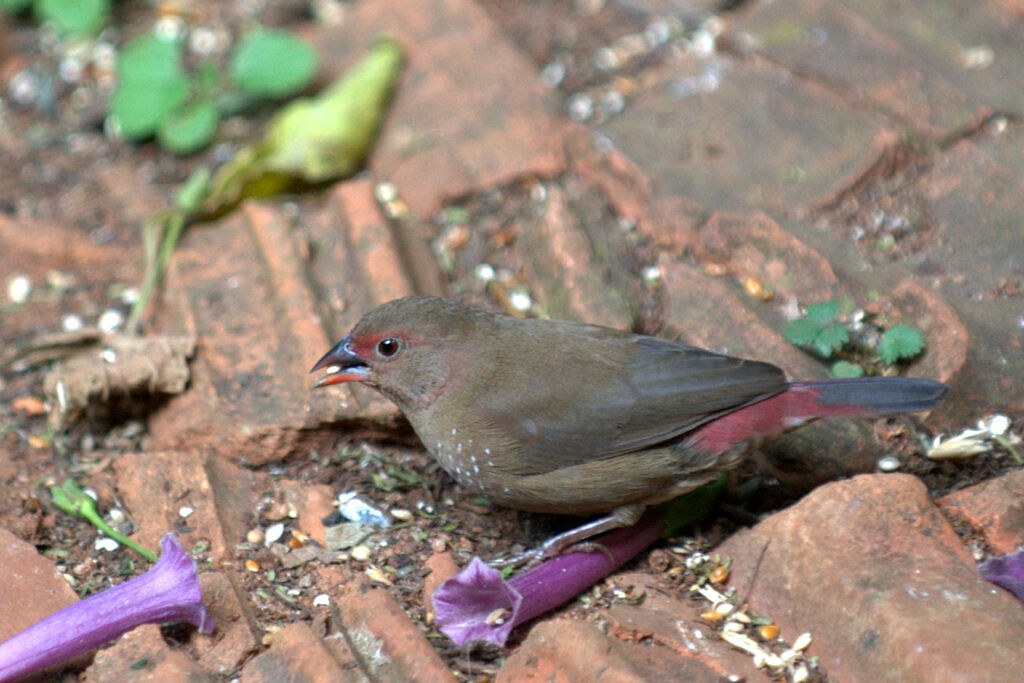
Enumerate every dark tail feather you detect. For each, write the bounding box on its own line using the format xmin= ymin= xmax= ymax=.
xmin=792 ymin=377 xmax=949 ymax=414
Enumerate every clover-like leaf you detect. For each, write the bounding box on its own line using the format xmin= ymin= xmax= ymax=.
xmin=784 ymin=317 xmax=824 ymax=346
xmin=36 ymin=0 xmax=109 ymax=36
xmin=831 ymin=360 xmax=865 ymax=378
xmin=804 ymin=300 xmax=840 ymax=326
xmin=110 ymin=35 xmax=189 ymax=139
xmin=157 ymin=101 xmax=220 ymax=155
xmin=878 ymin=325 xmax=925 ymax=365
xmin=0 ymin=0 xmax=32 ymax=15
xmin=813 ymin=322 xmax=850 ymax=358
xmin=230 ymin=29 xmax=318 ymax=98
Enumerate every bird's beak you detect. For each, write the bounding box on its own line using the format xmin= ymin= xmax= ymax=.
xmin=310 ymin=335 xmax=370 ymax=387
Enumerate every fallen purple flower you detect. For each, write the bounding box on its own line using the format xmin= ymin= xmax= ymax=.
xmin=979 ymin=549 xmax=1024 ymax=603
xmin=433 ymin=515 xmax=664 ymax=646
xmin=0 ymin=533 xmax=213 ymax=682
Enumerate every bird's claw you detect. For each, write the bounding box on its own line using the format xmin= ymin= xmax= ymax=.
xmin=491 ymin=539 xmax=616 ymax=571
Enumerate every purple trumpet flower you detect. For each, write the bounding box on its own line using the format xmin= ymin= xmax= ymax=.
xmin=0 ymin=533 xmax=213 ymax=682
xmin=979 ymin=549 xmax=1024 ymax=603
xmin=433 ymin=516 xmax=664 ymax=646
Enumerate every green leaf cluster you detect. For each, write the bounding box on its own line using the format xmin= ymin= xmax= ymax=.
xmin=109 ymin=29 xmax=318 ymax=155
xmin=1 ymin=0 xmax=109 ymax=36
xmin=784 ymin=299 xmax=927 ymax=377
xmin=877 ymin=325 xmax=925 ymax=365
xmin=783 ymin=300 xmax=850 ymax=358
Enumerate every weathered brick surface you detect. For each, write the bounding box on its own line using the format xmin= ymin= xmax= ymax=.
xmin=718 ymin=475 xmax=1024 ymax=682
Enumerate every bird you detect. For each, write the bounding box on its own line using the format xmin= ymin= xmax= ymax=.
xmin=312 ymin=296 xmax=948 ymax=558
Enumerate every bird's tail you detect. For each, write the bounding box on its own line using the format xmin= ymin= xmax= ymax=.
xmin=789 ymin=377 xmax=949 ymax=414
xmin=687 ymin=377 xmax=948 ymax=455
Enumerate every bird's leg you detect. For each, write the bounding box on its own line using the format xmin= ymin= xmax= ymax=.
xmin=494 ymin=504 xmax=645 ymax=568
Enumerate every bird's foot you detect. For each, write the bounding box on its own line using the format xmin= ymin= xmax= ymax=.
xmin=491 ymin=514 xmax=626 ymax=569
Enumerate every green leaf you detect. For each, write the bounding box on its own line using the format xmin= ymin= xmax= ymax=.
xmin=175 ymin=167 xmax=212 ymax=213
xmin=784 ymin=317 xmax=824 ymax=346
xmin=230 ymin=29 xmax=318 ymax=98
xmin=813 ymin=322 xmax=850 ymax=358
xmin=117 ymin=35 xmax=183 ymax=83
xmin=804 ymin=300 xmax=840 ymax=326
xmin=35 ymin=0 xmax=109 ymax=36
xmin=831 ymin=360 xmax=865 ymax=378
xmin=0 ymin=0 xmax=32 ymax=15
xmin=878 ymin=325 xmax=925 ymax=365
xmin=110 ymin=36 xmax=190 ymax=139
xmin=157 ymin=101 xmax=220 ymax=154
xmin=206 ymin=38 xmax=401 ymax=213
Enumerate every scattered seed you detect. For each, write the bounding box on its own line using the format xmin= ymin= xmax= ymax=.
xmin=710 ymin=564 xmax=730 ymax=584
xmin=12 ymin=396 xmax=46 ymax=416
xmin=245 ymin=559 xmax=260 ymax=572
xmin=246 ymin=528 xmax=264 ymax=545
xmin=265 ymin=522 xmax=285 ymax=546
xmin=390 ymin=508 xmax=413 ymax=522
xmin=61 ymin=314 xmax=84 ymax=332
xmin=757 ymin=624 xmax=779 ymax=640
xmin=95 ymin=537 xmax=120 ymax=553
xmin=792 ymin=632 xmax=813 ymax=652
xmin=313 ymin=593 xmax=330 ymax=607
xmin=98 ymin=308 xmax=124 ymax=332
xmin=365 ymin=564 xmax=392 ymax=586
xmin=485 ymin=608 xmax=509 ymax=626
xmin=701 ymin=610 xmax=724 ymax=622
xmin=351 ymin=544 xmax=372 ymax=562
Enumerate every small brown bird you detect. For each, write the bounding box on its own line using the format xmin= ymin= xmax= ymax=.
xmin=313 ymin=296 xmax=947 ymax=555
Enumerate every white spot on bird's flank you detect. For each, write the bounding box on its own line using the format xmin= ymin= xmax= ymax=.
xmin=783 ymin=417 xmax=808 ymax=428
xmin=487 ymin=460 xmax=494 ymax=467
xmin=470 ymin=455 xmax=477 ymax=463
xmin=523 ymin=418 xmax=538 ymax=435
xmin=473 ymin=465 xmax=480 ymax=473
xmin=457 ymin=443 xmax=462 ymax=453
xmin=503 ymin=486 xmax=510 ymax=493
xmin=484 ymin=447 xmax=491 ymax=455
xmin=451 ymin=427 xmax=457 ymax=435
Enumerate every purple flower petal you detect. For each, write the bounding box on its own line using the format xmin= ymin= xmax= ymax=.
xmin=433 ymin=516 xmax=664 ymax=646
xmin=0 ymin=533 xmax=213 ymax=682
xmin=980 ymin=549 xmax=1024 ymax=603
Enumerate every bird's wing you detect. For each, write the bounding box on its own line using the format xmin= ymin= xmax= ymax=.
xmin=479 ymin=335 xmax=788 ymax=475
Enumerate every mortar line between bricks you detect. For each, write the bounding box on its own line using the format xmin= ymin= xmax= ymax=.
xmin=329 ymin=602 xmax=384 ymax=683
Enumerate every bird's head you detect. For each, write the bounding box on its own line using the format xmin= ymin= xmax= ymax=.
xmin=311 ymin=296 xmax=476 ymax=410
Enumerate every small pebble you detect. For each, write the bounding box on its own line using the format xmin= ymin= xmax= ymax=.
xmin=430 ymin=537 xmax=447 ymax=553
xmin=313 ymin=593 xmax=330 ymax=607
xmin=178 ymin=505 xmax=194 ymax=519
xmin=246 ymin=528 xmax=265 ymax=545
xmin=877 ymin=455 xmax=901 ymax=472
xmin=350 ymin=544 xmax=372 ymax=562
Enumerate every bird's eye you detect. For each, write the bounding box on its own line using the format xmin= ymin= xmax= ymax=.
xmin=376 ymin=338 xmax=400 ymax=357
